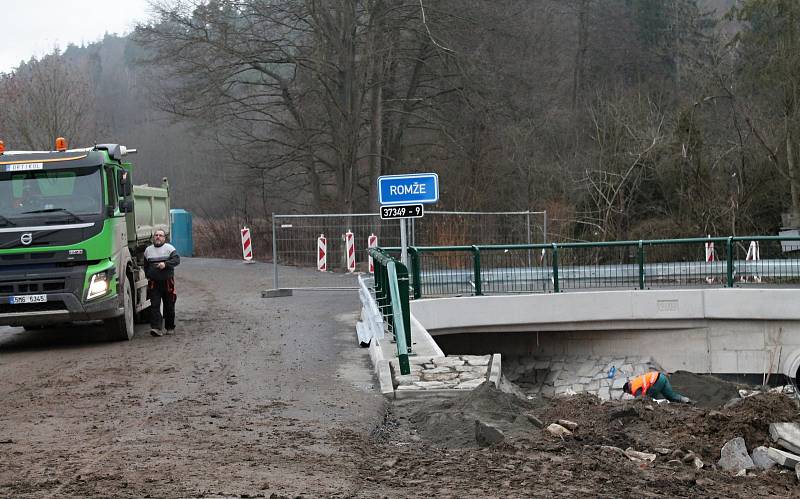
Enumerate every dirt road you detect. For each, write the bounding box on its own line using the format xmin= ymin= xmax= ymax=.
xmin=0 ymin=258 xmax=386 ymax=497
xmin=1 ymin=258 xmax=798 ymax=498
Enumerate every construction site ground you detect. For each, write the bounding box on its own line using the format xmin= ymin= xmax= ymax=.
xmin=0 ymin=258 xmax=798 ymax=498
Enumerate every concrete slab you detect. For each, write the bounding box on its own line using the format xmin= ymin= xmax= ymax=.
xmin=769 ymin=423 xmax=800 ymax=455
xmin=767 ymin=447 xmax=800 ymax=469
xmin=261 ymin=288 xmax=293 ymax=298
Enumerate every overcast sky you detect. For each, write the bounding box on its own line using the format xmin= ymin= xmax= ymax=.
xmin=2 ymin=0 xmax=153 ymax=73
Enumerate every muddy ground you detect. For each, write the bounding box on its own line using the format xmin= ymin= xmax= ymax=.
xmin=1 ymin=258 xmax=799 ymax=498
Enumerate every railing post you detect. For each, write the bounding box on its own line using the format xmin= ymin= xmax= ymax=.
xmin=409 ymin=247 xmax=422 ymax=299
xmin=395 ymin=261 xmax=412 ymax=355
xmin=387 ymin=261 xmax=411 ymax=375
xmin=472 ymin=245 xmax=482 ymax=296
xmin=552 ymin=243 xmax=560 ymax=293
xmin=638 ymin=240 xmax=645 ymax=290
xmin=726 ymin=237 xmax=734 ymax=287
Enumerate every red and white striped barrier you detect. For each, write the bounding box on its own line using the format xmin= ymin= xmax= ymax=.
xmin=746 ymin=240 xmax=760 ymax=261
xmin=704 ymin=235 xmax=715 ymax=262
xmin=743 ymin=240 xmax=762 ymax=283
xmin=317 ymin=234 xmax=327 ymax=272
xmin=368 ymin=233 xmax=378 ymax=273
xmin=345 ymin=230 xmax=356 ymax=273
xmin=241 ymin=227 xmax=253 ymax=262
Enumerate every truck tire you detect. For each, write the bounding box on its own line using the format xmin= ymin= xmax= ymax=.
xmin=104 ymin=278 xmax=134 ymax=341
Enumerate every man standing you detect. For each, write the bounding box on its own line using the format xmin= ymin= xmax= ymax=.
xmin=144 ymin=229 xmax=180 ymax=337
xmin=623 ymin=371 xmax=693 ymax=403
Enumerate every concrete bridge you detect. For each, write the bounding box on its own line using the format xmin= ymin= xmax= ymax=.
xmin=409 ymin=287 xmax=800 ymax=381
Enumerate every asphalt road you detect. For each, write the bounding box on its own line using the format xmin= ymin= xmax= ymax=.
xmin=0 ymin=258 xmax=387 ymax=498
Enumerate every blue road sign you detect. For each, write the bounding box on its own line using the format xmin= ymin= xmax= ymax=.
xmin=378 ymin=173 xmax=439 ymax=205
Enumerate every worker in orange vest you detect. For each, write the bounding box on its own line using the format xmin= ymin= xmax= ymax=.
xmin=623 ymin=371 xmax=692 ymax=403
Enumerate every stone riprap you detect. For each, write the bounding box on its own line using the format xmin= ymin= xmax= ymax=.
xmin=502 ymin=355 xmax=663 ymax=401
xmin=390 ymin=355 xmax=491 ymax=391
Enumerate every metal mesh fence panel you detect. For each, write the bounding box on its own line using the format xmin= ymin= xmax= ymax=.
xmin=273 ymin=211 xmax=546 ymax=272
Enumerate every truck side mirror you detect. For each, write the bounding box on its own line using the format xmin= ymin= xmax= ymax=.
xmin=119 ymin=199 xmax=134 ymax=213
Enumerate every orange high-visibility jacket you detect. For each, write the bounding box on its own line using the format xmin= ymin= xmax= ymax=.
xmin=628 ymin=371 xmax=660 ymax=396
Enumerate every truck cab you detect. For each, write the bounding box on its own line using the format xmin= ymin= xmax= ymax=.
xmin=0 ymin=140 xmax=166 ymax=340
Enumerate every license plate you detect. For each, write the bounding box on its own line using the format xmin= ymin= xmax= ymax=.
xmin=9 ymin=294 xmax=48 ymax=304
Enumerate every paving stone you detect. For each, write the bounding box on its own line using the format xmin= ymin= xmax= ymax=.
xmin=612 ymin=378 xmax=627 ymax=389
xmin=578 ymin=377 xmax=593 ymax=384
xmin=554 ymin=378 xmax=572 ymax=387
xmin=434 ymin=357 xmax=465 ymax=367
xmin=610 ymin=389 xmax=624 ymax=400
xmin=550 ymin=362 xmax=565 ymax=371
xmin=554 ymin=385 xmax=573 ymax=396
xmin=455 ymin=365 xmax=484 ymax=373
xmin=413 ymin=381 xmax=446 ymax=388
xmin=425 ymin=366 xmax=454 ymax=374
xmin=457 ymin=371 xmax=485 ymax=381
xmin=577 ymin=361 xmax=597 ymax=377
xmin=462 ymin=356 xmax=490 ymax=366
xmin=394 ymin=374 xmax=420 ymax=384
xmin=409 ymin=356 xmax=435 ymax=365
xmin=534 ymin=359 xmax=551 ymax=369
xmin=571 ymin=384 xmax=584 ymax=393
xmin=556 ymin=370 xmax=572 ymax=380
xmin=421 ymin=372 xmax=459 ymax=382
xmin=593 ymin=372 xmax=607 ymax=380
xmin=620 ymin=364 xmax=634 ymax=375
xmin=597 ymin=387 xmax=611 ymax=401
xmin=456 ymin=378 xmax=485 ymax=389
xmin=586 ymin=380 xmax=601 ymax=391
xmin=540 ymin=386 xmax=555 ymax=398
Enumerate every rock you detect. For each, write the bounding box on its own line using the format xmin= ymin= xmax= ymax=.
xmin=769 ymin=422 xmax=800 ymax=455
xmin=723 ymin=397 xmax=742 ymax=409
xmin=692 ymin=456 xmax=704 ymax=469
xmin=612 ymin=377 xmax=627 ymax=389
xmin=557 ymin=419 xmax=578 ymax=431
xmin=546 ymin=423 xmax=573 ymax=438
xmin=654 ymin=447 xmax=671 ymax=455
xmin=624 ymin=448 xmax=656 ymax=463
xmin=735 ymin=469 xmax=747 ymax=477
xmin=670 ymin=449 xmax=685 ymax=460
xmin=767 ymin=447 xmax=800 ymax=469
xmin=475 ymin=420 xmax=505 ymax=447
xmin=718 ymin=437 xmax=755 ymax=472
xmin=751 ymin=446 xmax=776 ymax=470
xmin=796 ymin=462 xmax=800 ymax=481
xmin=526 ymin=413 xmax=545 ymax=428
xmin=621 ymin=393 xmax=635 ymax=401
xmin=738 ymin=389 xmax=760 ymax=398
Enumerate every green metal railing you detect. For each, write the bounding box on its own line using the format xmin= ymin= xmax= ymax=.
xmin=385 ymin=235 xmax=800 ymax=299
xmin=369 ymin=248 xmax=411 ymax=375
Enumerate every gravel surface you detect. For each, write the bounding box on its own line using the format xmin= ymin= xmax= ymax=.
xmin=1 ymin=258 xmax=799 ymax=498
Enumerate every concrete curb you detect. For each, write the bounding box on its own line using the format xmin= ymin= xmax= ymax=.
xmin=369 ymin=340 xmax=394 ymax=397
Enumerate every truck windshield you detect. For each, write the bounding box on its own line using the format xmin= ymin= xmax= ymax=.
xmin=0 ymin=167 xmax=103 ymax=225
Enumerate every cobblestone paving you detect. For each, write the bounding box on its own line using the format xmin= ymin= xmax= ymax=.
xmin=389 ymin=355 xmax=492 ymax=391
xmin=503 ymin=355 xmax=663 ymax=401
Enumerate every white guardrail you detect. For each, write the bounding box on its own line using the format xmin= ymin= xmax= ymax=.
xmin=357 ymin=275 xmax=384 ymax=346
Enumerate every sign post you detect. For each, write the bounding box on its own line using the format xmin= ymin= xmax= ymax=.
xmin=378 ymin=173 xmax=439 ymax=267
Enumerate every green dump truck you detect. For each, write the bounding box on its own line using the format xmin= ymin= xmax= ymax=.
xmin=0 ymin=143 xmax=170 ymax=340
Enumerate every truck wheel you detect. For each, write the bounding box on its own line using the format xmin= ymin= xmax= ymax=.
xmin=105 ymin=278 xmax=134 ymax=341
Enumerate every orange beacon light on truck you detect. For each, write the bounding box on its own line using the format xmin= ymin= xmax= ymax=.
xmin=55 ymin=137 xmax=67 ymax=151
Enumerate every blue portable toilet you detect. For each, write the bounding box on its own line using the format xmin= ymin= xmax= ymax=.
xmin=170 ymin=209 xmax=193 ymax=257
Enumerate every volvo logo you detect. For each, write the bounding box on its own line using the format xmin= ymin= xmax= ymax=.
xmin=20 ymin=233 xmax=33 ymax=246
